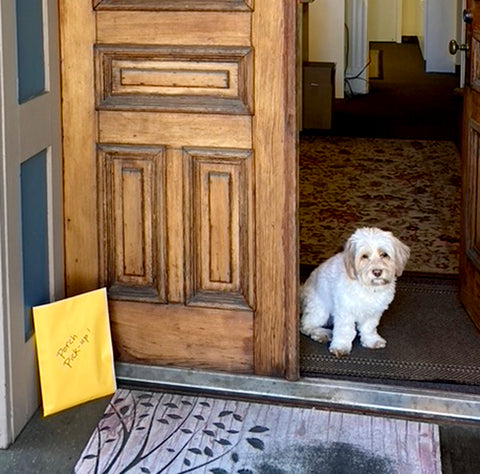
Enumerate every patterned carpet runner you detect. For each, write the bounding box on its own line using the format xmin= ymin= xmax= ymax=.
xmin=74 ymin=389 xmax=441 ymax=473
xmin=300 ymin=136 xmax=460 ymax=274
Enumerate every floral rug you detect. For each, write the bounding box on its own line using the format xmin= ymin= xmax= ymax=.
xmin=74 ymin=389 xmax=441 ymax=473
xmin=300 ymin=136 xmax=461 ymax=274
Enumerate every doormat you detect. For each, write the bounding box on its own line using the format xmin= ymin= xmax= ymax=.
xmin=369 ymin=49 xmax=383 ymax=79
xmin=74 ymin=389 xmax=441 ymax=473
xmin=301 ymin=275 xmax=480 ymax=386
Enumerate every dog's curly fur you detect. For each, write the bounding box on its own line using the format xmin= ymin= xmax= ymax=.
xmin=300 ymin=227 xmax=410 ymax=357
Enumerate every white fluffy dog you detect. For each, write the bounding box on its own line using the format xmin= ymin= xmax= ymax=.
xmin=300 ymin=227 xmax=410 ymax=357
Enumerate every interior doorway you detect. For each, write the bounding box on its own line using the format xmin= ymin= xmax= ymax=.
xmin=298 ymin=16 xmax=480 ymax=392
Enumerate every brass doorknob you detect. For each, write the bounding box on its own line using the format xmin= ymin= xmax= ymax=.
xmin=449 ymin=39 xmax=468 ymax=55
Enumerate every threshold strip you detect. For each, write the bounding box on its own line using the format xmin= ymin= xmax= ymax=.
xmin=116 ymin=362 xmax=480 ymax=423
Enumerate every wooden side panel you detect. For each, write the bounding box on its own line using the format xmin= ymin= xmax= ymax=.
xmin=98 ymin=145 xmax=166 ymax=302
xmin=252 ymin=0 xmax=298 ymax=377
xmin=59 ymin=2 xmax=98 ymax=295
xmin=185 ymin=148 xmax=254 ymax=310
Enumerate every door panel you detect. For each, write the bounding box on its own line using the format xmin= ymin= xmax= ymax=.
xmin=0 ymin=0 xmax=63 ymax=445
xmin=97 ymin=144 xmax=167 ymax=303
xmin=96 ymin=11 xmax=251 ymax=45
xmin=98 ymin=112 xmax=251 ymax=147
xmin=95 ymin=45 xmax=253 ymax=114
xmin=60 ymin=1 xmax=298 ymax=377
xmin=109 ymin=301 xmax=253 ymax=372
xmin=461 ymin=2 xmax=480 ymax=328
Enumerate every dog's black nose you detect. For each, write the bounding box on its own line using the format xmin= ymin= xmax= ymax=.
xmin=372 ymin=269 xmax=382 ymax=277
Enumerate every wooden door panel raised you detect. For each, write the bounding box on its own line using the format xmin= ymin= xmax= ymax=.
xmin=95 ymin=45 xmax=253 ymax=114
xmin=97 ymin=145 xmax=167 ymax=303
xmin=187 ymin=148 xmax=254 ymax=310
xmin=60 ymin=1 xmax=298 ymax=376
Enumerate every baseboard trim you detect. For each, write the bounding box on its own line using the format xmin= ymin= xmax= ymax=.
xmin=116 ymin=362 xmax=480 ymax=423
xmin=402 ymin=35 xmax=419 ymax=44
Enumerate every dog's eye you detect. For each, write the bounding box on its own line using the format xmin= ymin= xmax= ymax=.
xmin=380 ymin=252 xmax=389 ymax=258
xmin=361 ymin=254 xmax=369 ymax=259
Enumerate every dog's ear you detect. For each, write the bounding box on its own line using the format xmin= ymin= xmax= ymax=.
xmin=343 ymin=238 xmax=357 ymax=280
xmin=393 ymin=237 xmax=410 ymax=276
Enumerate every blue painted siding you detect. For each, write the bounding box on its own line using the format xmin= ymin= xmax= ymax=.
xmin=21 ymin=150 xmax=50 ymax=340
xmin=15 ymin=0 xmax=46 ymax=103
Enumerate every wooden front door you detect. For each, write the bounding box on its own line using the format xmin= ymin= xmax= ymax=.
xmin=461 ymin=2 xmax=480 ymax=329
xmin=59 ymin=1 xmax=298 ymax=378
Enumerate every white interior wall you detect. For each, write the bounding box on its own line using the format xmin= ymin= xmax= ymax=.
xmin=368 ymin=0 xmax=402 ymax=42
xmin=402 ymin=0 xmax=419 ymax=36
xmin=308 ymin=0 xmax=345 ymax=98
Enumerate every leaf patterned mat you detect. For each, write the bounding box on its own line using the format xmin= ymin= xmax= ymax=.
xmin=74 ymin=389 xmax=441 ymax=473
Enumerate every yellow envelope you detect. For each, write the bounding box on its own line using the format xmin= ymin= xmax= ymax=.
xmin=33 ymin=288 xmax=116 ymax=416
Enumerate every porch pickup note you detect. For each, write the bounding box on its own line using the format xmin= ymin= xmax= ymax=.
xmin=33 ymin=288 xmax=116 ymax=416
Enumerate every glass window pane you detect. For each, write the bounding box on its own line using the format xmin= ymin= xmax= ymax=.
xmin=21 ymin=150 xmax=50 ymax=340
xmin=15 ymin=0 xmax=46 ymax=103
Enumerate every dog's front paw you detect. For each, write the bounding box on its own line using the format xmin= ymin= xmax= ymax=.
xmin=361 ymin=335 xmax=386 ymax=350
xmin=309 ymin=328 xmax=332 ymax=344
xmin=328 ymin=343 xmax=351 ymax=358
xmin=300 ymin=324 xmax=332 ymax=344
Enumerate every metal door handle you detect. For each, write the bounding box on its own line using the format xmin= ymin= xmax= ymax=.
xmin=449 ymin=39 xmax=468 ymax=55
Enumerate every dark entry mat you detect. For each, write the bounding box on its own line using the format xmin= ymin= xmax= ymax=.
xmin=300 ymin=276 xmax=480 ymax=386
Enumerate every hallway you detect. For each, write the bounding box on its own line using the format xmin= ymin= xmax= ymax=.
xmin=330 ymin=40 xmax=461 ymax=142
